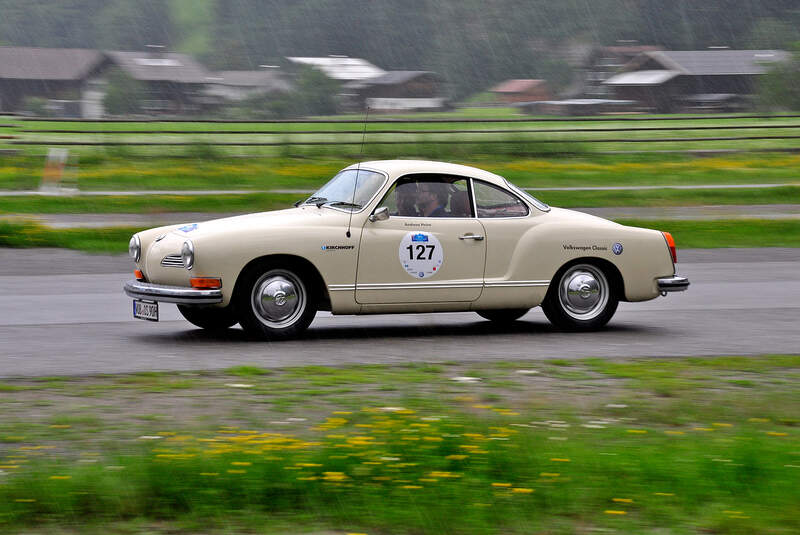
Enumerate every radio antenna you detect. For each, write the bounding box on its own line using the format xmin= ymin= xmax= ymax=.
xmin=346 ymin=105 xmax=370 ymax=238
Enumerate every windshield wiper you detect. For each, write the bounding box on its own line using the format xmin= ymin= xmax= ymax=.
xmin=301 ymin=196 xmax=328 ymax=208
xmin=326 ymin=201 xmax=362 ymax=209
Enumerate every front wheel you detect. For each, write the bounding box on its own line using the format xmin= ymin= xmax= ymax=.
xmin=476 ymin=309 xmax=529 ymax=322
xmin=235 ymin=265 xmax=317 ymax=340
xmin=177 ymin=304 xmax=238 ymax=331
xmin=542 ymin=263 xmax=618 ymax=331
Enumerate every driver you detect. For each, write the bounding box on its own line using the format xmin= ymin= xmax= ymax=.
xmin=417 ymin=182 xmax=449 ymax=217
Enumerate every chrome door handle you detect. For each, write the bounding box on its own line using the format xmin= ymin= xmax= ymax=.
xmin=459 ymin=234 xmax=484 ymax=241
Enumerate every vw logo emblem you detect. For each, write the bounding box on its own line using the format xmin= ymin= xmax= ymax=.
xmin=612 ymin=243 xmax=623 ymax=255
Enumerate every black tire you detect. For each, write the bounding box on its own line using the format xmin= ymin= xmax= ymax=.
xmin=235 ymin=263 xmax=317 ymax=340
xmin=542 ymin=262 xmax=618 ymax=331
xmin=177 ymin=304 xmax=238 ymax=331
xmin=476 ymin=308 xmax=530 ymax=322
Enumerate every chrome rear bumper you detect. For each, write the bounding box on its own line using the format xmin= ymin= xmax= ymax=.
xmin=657 ymin=276 xmax=690 ymax=293
xmin=124 ymin=280 xmax=223 ymax=304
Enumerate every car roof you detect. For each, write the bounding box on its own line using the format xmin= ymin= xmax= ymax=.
xmin=346 ymin=160 xmax=508 ymax=187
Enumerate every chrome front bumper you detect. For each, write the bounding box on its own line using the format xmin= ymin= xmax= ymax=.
xmin=657 ymin=276 xmax=690 ymax=293
xmin=124 ymin=280 xmax=223 ymax=304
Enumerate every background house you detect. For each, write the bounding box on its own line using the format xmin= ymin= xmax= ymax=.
xmin=285 ymin=56 xmax=386 ymax=83
xmin=343 ymin=71 xmax=445 ymax=112
xmin=604 ymin=49 xmax=790 ymax=112
xmin=203 ymin=70 xmax=292 ymax=103
xmin=102 ymin=50 xmax=213 ymax=114
xmin=489 ymin=79 xmax=551 ymax=104
xmin=0 ymin=46 xmax=108 ymax=116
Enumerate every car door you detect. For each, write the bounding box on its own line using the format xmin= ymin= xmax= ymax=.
xmin=356 ymin=175 xmax=486 ymax=304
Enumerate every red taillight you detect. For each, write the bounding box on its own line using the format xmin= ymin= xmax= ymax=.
xmin=662 ymin=232 xmax=677 ymax=264
xmin=134 ymin=269 xmax=144 ymax=281
xmin=191 ymin=277 xmax=222 ymax=289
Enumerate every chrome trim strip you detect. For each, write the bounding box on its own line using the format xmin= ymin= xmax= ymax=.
xmin=657 ymin=276 xmax=690 ymax=292
xmin=484 ymin=280 xmax=549 ymax=287
xmin=124 ymin=280 xmax=223 ymax=304
xmin=358 ymin=283 xmax=484 ymax=291
xmin=328 ymin=284 xmax=356 ymax=291
xmin=330 ymin=280 xmax=550 ymax=292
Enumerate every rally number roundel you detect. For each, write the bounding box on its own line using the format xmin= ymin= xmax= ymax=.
xmin=398 ymin=232 xmax=444 ymax=279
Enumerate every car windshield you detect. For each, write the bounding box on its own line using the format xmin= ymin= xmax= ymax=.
xmin=306 ymin=169 xmax=385 ymax=210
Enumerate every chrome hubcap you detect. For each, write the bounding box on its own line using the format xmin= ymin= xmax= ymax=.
xmin=558 ymin=264 xmax=609 ymax=321
xmin=251 ymin=271 xmax=306 ymax=328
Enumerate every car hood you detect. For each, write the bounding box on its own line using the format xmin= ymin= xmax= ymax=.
xmin=166 ymin=206 xmax=339 ymax=239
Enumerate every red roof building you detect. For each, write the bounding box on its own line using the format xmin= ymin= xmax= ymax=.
xmin=489 ymin=79 xmax=551 ymax=103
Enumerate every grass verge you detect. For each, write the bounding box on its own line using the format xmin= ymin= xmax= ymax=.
xmin=1 ymin=153 xmax=800 ymax=192
xmin=2 ymin=218 xmax=799 ymax=253
xmin=0 ymin=355 xmax=797 ymax=534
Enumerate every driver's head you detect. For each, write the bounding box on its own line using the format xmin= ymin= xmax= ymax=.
xmin=418 ymin=181 xmax=449 ymax=206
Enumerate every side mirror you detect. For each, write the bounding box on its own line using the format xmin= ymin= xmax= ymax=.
xmin=369 ymin=206 xmax=390 ymax=222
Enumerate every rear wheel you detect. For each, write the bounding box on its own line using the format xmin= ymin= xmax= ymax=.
xmin=542 ymin=263 xmax=618 ymax=331
xmin=177 ymin=304 xmax=238 ymax=331
xmin=235 ymin=264 xmax=317 ymax=340
xmin=476 ymin=309 xmax=529 ymax=322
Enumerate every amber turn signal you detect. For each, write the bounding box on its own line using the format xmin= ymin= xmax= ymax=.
xmin=191 ymin=277 xmax=222 ymax=289
xmin=134 ymin=269 xmax=144 ymax=280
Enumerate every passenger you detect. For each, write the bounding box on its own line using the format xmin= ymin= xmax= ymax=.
xmin=417 ymin=182 xmax=449 ymax=217
xmin=393 ymin=182 xmax=419 ymax=216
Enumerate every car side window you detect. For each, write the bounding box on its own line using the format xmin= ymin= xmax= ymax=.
xmin=473 ymin=180 xmax=529 ymax=218
xmin=379 ymin=175 xmax=473 ymax=218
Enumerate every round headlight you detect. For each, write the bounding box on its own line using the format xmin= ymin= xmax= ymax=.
xmin=129 ymin=235 xmax=141 ymax=262
xmin=181 ymin=240 xmax=194 ymax=270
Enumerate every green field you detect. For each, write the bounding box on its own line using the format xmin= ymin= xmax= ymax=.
xmin=4 ymin=110 xmax=800 ymax=158
xmin=0 ymin=355 xmax=797 ymax=534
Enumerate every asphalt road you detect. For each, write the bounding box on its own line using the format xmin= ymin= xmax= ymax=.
xmin=1 ymin=247 xmax=798 ymax=378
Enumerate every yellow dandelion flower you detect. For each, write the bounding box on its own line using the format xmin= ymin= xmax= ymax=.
xmin=401 ymin=485 xmax=423 ymax=489
xmin=540 ymin=472 xmax=560 ymax=477
xmin=49 ymin=476 xmax=71 ymax=480
xmin=723 ymin=510 xmax=743 ymax=514
xmin=767 ymin=432 xmax=788 ymax=437
xmin=665 ymin=431 xmax=685 ymax=435
xmin=612 ymin=498 xmax=633 ymax=503
xmin=419 ymin=478 xmax=437 ymax=482
xmin=627 ymin=429 xmax=647 ymax=434
xmin=748 ymin=418 xmax=770 ymax=423
xmin=332 ymin=411 xmax=352 ymax=415
xmin=14 ymin=499 xmax=36 ymax=503
xmin=693 ymin=427 xmax=714 ymax=432
xmin=512 ymin=488 xmax=534 ymax=493
xmin=550 ymin=458 xmax=571 ymax=462
xmin=492 ymin=482 xmax=512 ymax=487
xmin=712 ymin=423 xmax=732 ymax=428
xmin=653 ymin=492 xmax=675 ymax=496
xmin=446 ymin=454 xmax=468 ymax=460
xmin=231 ymin=461 xmax=251 ymax=466
xmin=200 ymin=473 xmax=219 ymax=476
xmin=472 ymin=404 xmax=492 ymax=409
xmin=604 ymin=510 xmax=627 ymax=515
xmin=227 ymin=469 xmax=246 ymax=474
xmin=49 ymin=425 xmax=71 ymax=429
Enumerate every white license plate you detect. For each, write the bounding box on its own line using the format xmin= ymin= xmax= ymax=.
xmin=133 ymin=300 xmax=159 ymax=321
